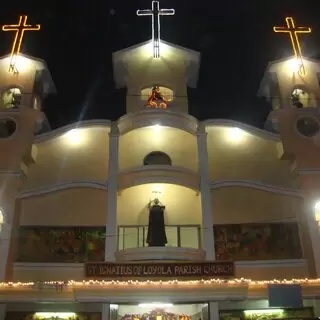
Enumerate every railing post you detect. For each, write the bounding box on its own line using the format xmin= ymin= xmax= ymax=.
xmin=177 ymin=226 xmax=181 ymax=247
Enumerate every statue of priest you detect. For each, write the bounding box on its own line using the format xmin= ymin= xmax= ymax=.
xmin=146 ymin=198 xmax=167 ymax=246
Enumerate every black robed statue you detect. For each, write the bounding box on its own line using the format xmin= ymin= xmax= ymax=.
xmin=146 ymin=198 xmax=167 ymax=246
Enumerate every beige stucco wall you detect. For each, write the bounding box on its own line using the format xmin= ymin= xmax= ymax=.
xmin=117 ymin=184 xmax=201 ymax=225
xmin=119 ymin=127 xmax=198 ymax=172
xmin=211 ymin=187 xmax=302 ymax=224
xmin=20 ymin=188 xmax=108 ymax=226
xmin=21 ymin=127 xmax=110 ymax=190
xmin=207 ymin=126 xmax=295 ymax=187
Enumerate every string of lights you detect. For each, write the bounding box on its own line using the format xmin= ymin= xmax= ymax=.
xmin=0 ymin=278 xmax=320 ymax=289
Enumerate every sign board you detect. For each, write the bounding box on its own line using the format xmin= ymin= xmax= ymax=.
xmin=85 ymin=261 xmax=234 ymax=279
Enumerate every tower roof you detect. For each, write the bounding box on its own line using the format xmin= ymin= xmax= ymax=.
xmin=257 ymin=55 xmax=320 ymax=99
xmin=112 ymin=40 xmax=201 ymax=89
xmin=0 ymin=53 xmax=56 ymax=96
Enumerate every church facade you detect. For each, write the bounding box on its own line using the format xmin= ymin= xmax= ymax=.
xmin=0 ymin=8 xmax=320 ymax=320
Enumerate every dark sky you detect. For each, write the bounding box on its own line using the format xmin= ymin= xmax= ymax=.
xmin=1 ymin=0 xmax=320 ymax=129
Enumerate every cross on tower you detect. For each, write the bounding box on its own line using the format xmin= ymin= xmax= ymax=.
xmin=2 ymin=15 xmax=41 ymax=74
xmin=273 ymin=17 xmax=311 ymax=77
xmin=137 ymin=1 xmax=175 ymax=58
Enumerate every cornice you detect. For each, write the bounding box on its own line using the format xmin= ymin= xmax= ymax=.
xmin=297 ymin=168 xmax=320 ymax=175
xmin=0 ymin=170 xmax=21 ymax=177
xmin=203 ymin=119 xmax=280 ymax=142
xmin=18 ymin=180 xmax=108 ymax=199
xmin=118 ymin=165 xmax=200 ymax=191
xmin=117 ymin=109 xmax=199 ymax=135
xmin=34 ymin=120 xmax=112 ymax=143
xmin=211 ymin=180 xmax=302 ymax=198
xmin=18 ymin=179 xmax=302 ymax=199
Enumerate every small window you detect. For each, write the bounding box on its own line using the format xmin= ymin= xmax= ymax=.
xmin=0 ymin=118 xmax=17 ymax=138
xmin=33 ymin=96 xmax=40 ymax=110
xmin=1 ymin=87 xmax=22 ymax=109
xmin=143 ymin=151 xmax=172 ymax=166
xmin=296 ymin=117 xmax=320 ymax=137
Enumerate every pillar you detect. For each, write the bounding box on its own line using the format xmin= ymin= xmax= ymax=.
xmin=209 ymin=302 xmax=219 ymax=320
xmin=0 ymin=304 xmax=6 ymax=320
xmin=102 ymin=304 xmax=110 ymax=320
xmin=303 ymin=195 xmax=320 ymax=277
xmin=197 ymin=125 xmax=215 ymax=260
xmin=0 ymin=223 xmax=11 ymax=279
xmin=105 ymin=123 xmax=120 ymax=261
xmin=313 ymin=298 xmax=320 ymax=317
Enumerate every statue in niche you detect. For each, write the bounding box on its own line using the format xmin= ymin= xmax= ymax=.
xmin=146 ymin=86 xmax=170 ymax=109
xmin=146 ymin=198 xmax=167 ymax=246
xmin=291 ymin=92 xmax=303 ymax=108
xmin=1 ymin=88 xmax=22 ymax=109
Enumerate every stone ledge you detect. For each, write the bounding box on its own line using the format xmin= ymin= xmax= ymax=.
xmin=115 ymin=246 xmax=206 ymax=261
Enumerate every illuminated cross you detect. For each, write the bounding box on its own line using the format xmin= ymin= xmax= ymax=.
xmin=273 ymin=17 xmax=311 ymax=77
xmin=2 ymin=15 xmax=41 ymax=74
xmin=137 ymin=1 xmax=175 ymax=58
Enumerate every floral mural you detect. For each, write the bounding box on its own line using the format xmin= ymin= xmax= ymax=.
xmin=219 ymin=308 xmax=314 ymax=320
xmin=121 ymin=309 xmax=191 ymax=320
xmin=16 ymin=227 xmax=105 ymax=262
xmin=5 ymin=312 xmax=102 ymax=320
xmin=214 ymin=223 xmax=302 ymax=261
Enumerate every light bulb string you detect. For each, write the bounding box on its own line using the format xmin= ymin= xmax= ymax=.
xmin=0 ymin=278 xmax=320 ymax=290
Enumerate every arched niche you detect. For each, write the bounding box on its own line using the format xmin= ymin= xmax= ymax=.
xmin=291 ymin=87 xmax=315 ymax=109
xmin=143 ymin=151 xmax=172 ymax=166
xmin=1 ymin=87 xmax=22 ymax=109
xmin=141 ymin=86 xmax=174 ymax=102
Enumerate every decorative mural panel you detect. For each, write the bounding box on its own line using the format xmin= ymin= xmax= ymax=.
xmin=219 ymin=308 xmax=314 ymax=320
xmin=16 ymin=227 xmax=105 ymax=262
xmin=214 ymin=223 xmax=302 ymax=260
xmin=5 ymin=312 xmax=102 ymax=320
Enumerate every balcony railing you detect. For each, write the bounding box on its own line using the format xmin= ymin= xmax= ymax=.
xmin=117 ymin=225 xmax=201 ymax=250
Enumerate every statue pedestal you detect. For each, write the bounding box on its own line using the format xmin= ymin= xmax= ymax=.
xmin=115 ymin=246 xmax=206 ymax=261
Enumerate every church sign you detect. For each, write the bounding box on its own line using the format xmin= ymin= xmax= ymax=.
xmin=85 ymin=261 xmax=234 ymax=279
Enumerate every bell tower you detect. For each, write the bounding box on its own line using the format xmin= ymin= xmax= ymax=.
xmin=0 ymin=16 xmax=55 ymax=280
xmin=112 ymin=2 xmax=200 ymax=115
xmin=258 ymin=17 xmax=320 ymax=276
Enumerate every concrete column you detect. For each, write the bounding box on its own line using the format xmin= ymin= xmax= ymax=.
xmin=0 ymin=223 xmax=11 ymax=279
xmin=105 ymin=123 xmax=120 ymax=262
xmin=197 ymin=125 xmax=215 ymax=260
xmin=0 ymin=304 xmax=6 ymax=320
xmin=302 ymin=195 xmax=320 ymax=277
xmin=313 ymin=298 xmax=320 ymax=317
xmin=209 ymin=302 xmax=219 ymax=320
xmin=102 ymin=304 xmax=110 ymax=320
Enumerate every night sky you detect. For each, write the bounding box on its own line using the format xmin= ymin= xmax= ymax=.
xmin=0 ymin=0 xmax=320 ymax=129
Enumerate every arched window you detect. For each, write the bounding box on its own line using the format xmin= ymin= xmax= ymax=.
xmin=291 ymin=88 xmax=313 ymax=108
xmin=1 ymin=87 xmax=22 ymax=109
xmin=141 ymin=86 xmax=173 ymax=101
xmin=143 ymin=151 xmax=172 ymax=166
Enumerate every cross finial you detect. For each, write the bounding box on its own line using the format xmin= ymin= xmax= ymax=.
xmin=137 ymin=1 xmax=175 ymax=58
xmin=2 ymin=15 xmax=41 ymax=74
xmin=273 ymin=17 xmax=311 ymax=77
